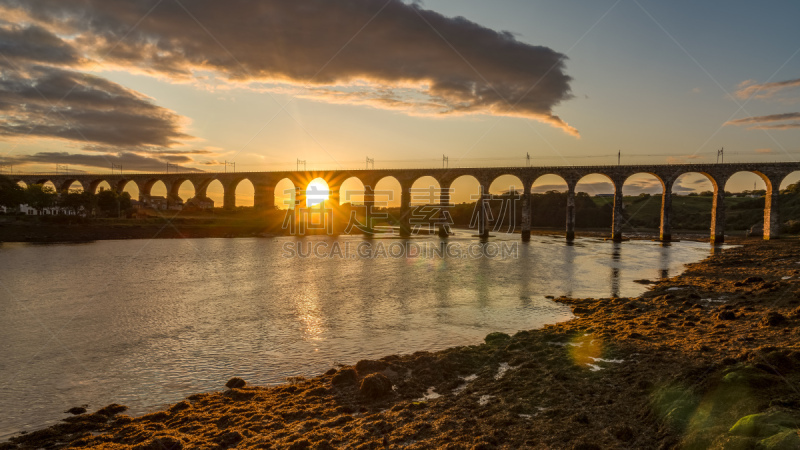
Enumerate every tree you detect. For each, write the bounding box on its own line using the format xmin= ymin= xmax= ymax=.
xmin=96 ymin=190 xmax=131 ymax=217
xmin=25 ymin=184 xmax=57 ymax=214
xmin=59 ymin=190 xmax=94 ymax=216
xmin=0 ymin=175 xmax=25 ymax=211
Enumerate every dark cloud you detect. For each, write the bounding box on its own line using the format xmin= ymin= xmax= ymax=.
xmin=0 ymin=21 xmax=81 ymax=65
xmin=0 ymin=62 xmax=191 ymax=147
xmin=0 ymin=151 xmax=204 ymax=172
xmin=1 ymin=0 xmax=577 ymax=134
xmin=725 ymin=112 xmax=800 ymax=131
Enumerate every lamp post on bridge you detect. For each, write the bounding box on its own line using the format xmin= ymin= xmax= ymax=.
xmin=224 ymin=160 xmax=235 ymax=173
xmin=297 ymin=159 xmax=306 ymax=171
xmin=366 ymin=157 xmax=374 ymax=170
xmin=56 ymin=164 xmax=69 ymax=175
xmin=443 ymin=155 xmax=449 ymax=169
xmin=111 ymin=164 xmax=123 ymax=175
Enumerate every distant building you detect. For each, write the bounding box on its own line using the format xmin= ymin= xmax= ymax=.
xmin=594 ymin=193 xmax=614 ymax=198
xmin=1 ymin=204 xmax=78 ymax=215
xmin=185 ymin=196 xmax=214 ymax=210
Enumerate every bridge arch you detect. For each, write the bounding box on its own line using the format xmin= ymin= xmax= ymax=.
xmin=670 ymin=172 xmax=722 ymax=242
xmin=203 ymin=179 xmax=225 ymax=207
xmin=305 ymin=177 xmax=329 ymax=207
xmin=118 ymin=180 xmax=140 ymax=201
xmin=619 ymin=173 xmax=664 ymax=232
xmin=274 ymin=178 xmax=296 ymax=209
xmin=226 ymin=177 xmax=255 ymax=208
xmin=374 ymin=175 xmax=403 ymax=208
xmin=338 ymin=176 xmax=365 ymax=206
xmin=410 ymin=176 xmax=441 ymax=206
xmin=488 ymin=174 xmax=524 ymax=197
xmin=59 ymin=179 xmax=84 ymax=193
xmin=722 ymin=171 xmax=771 ymax=236
xmin=170 ymin=179 xmax=196 ymax=205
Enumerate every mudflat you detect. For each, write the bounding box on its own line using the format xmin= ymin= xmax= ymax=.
xmin=4 ymin=238 xmax=800 ymax=449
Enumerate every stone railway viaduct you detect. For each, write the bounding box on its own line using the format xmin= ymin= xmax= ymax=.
xmin=11 ymin=162 xmax=800 ymax=243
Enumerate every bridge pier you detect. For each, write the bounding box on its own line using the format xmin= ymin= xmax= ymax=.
xmin=223 ymin=189 xmax=236 ymax=210
xmin=764 ymin=175 xmax=780 ymax=240
xmin=660 ymin=181 xmax=673 ymax=242
xmin=364 ymin=186 xmax=375 ymax=232
xmin=254 ymin=183 xmax=275 ymax=210
xmin=711 ymin=182 xmax=726 ymax=244
xmin=438 ymin=188 xmax=451 ymax=238
xmin=566 ymin=183 xmax=576 ymax=242
xmin=478 ymin=185 xmax=489 ymax=238
xmin=399 ymin=184 xmax=411 ymax=237
xmin=611 ymin=179 xmax=624 ymax=242
xmin=521 ymin=184 xmax=531 ymax=241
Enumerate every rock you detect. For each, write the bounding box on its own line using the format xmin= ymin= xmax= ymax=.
xmin=747 ymin=224 xmax=763 ymax=237
xmin=218 ymin=430 xmax=244 ymax=446
xmin=331 ymin=368 xmax=358 ymax=386
xmin=759 ymin=428 xmax=800 ymax=449
xmin=484 ymin=332 xmax=511 ymax=346
xmin=790 ymin=306 xmax=800 ymax=319
xmin=761 ymin=312 xmax=788 ymax=327
xmin=718 ymin=311 xmax=738 ymax=321
xmin=355 ymin=359 xmax=388 ymax=375
xmin=96 ymin=404 xmax=127 ymax=417
xmin=633 ymin=279 xmax=654 ymax=285
xmin=729 ymin=410 xmax=799 ymax=437
xmin=225 ymin=377 xmax=246 ymax=389
xmin=358 ymin=373 xmax=393 ymax=399
xmin=744 ymin=276 xmax=764 ymax=284
xmin=65 ymin=406 xmax=87 ymax=415
xmin=135 ymin=436 xmax=183 ymax=450
xmin=324 ymin=368 xmax=337 ymax=376
xmin=611 ymin=424 xmax=634 ymax=442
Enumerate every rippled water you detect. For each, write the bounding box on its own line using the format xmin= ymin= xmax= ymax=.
xmin=0 ymin=233 xmax=713 ymax=437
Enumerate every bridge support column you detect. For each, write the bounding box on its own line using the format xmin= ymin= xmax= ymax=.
xmin=399 ymin=184 xmax=412 ymax=237
xmin=711 ymin=184 xmax=725 ymax=244
xmin=660 ymin=180 xmax=673 ymax=242
xmin=223 ymin=189 xmax=236 ymax=210
xmin=764 ymin=176 xmax=780 ymax=240
xmin=521 ymin=184 xmax=531 ymax=242
xmin=566 ymin=183 xmax=576 ymax=242
xmin=327 ymin=185 xmax=340 ymax=207
xmin=438 ymin=188 xmax=451 ymax=238
xmin=611 ymin=180 xmax=624 ymax=242
xmin=254 ymin=184 xmax=275 ymax=210
xmin=364 ymin=186 xmax=375 ymax=232
xmin=478 ymin=185 xmax=489 ymax=238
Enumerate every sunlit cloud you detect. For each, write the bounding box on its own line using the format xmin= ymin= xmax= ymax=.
xmin=735 ymin=77 xmax=800 ymax=101
xmin=724 ymin=112 xmax=800 ymax=131
xmin=1 ymin=0 xmax=578 ymax=135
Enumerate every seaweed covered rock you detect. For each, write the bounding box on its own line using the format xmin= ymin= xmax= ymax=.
xmin=484 ymin=332 xmax=511 ymax=346
xmin=355 ymin=359 xmax=388 ymax=375
xmin=331 ymin=368 xmax=358 ymax=386
xmin=359 ymin=373 xmax=393 ymax=400
xmin=225 ymin=377 xmax=246 ymax=389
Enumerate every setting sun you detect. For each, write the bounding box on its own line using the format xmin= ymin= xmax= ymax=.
xmin=306 ymin=178 xmax=330 ymax=207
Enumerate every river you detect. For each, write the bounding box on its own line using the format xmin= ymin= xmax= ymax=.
xmin=0 ymin=233 xmax=715 ymax=438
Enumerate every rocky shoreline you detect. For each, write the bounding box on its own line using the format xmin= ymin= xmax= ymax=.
xmin=3 ymin=238 xmax=800 ymax=449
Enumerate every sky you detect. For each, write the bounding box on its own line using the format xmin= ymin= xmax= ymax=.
xmin=1 ymin=0 xmax=799 ymax=205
